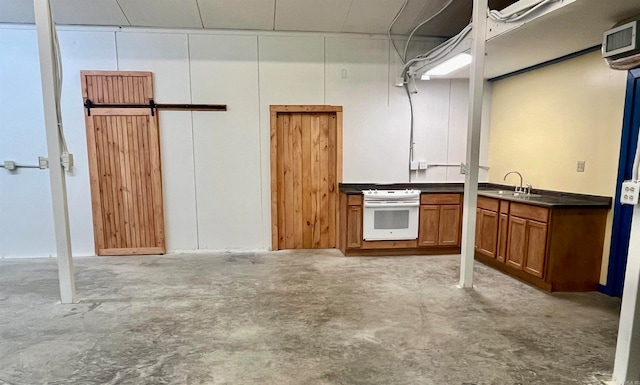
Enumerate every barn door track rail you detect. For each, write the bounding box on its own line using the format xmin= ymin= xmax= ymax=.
xmin=84 ymin=98 xmax=227 ymax=116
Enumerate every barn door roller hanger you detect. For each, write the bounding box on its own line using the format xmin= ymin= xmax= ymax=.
xmin=83 ymin=98 xmax=227 ymax=116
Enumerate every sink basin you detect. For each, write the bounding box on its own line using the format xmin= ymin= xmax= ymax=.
xmin=481 ymin=190 xmax=542 ymax=199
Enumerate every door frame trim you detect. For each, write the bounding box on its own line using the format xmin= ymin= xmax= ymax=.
xmin=602 ymin=68 xmax=640 ymax=296
xmin=269 ymin=105 xmax=343 ymax=250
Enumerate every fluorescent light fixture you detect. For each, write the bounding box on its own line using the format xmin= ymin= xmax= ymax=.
xmin=424 ymin=53 xmax=472 ymax=76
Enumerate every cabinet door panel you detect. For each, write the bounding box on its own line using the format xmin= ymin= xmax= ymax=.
xmin=478 ymin=209 xmax=498 ymax=258
xmin=347 ymin=205 xmax=362 ymax=248
xmin=507 ymin=216 xmax=527 ymax=270
xmin=438 ymin=205 xmax=461 ymax=246
xmin=418 ymin=205 xmax=440 ymax=246
xmin=497 ymin=213 xmax=509 ymax=263
xmin=524 ymin=220 xmax=547 ymax=278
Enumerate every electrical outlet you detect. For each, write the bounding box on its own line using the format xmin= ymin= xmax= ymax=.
xmin=61 ymin=152 xmax=74 ymax=172
xmin=621 ymin=180 xmax=640 ymax=205
xmin=460 ymin=162 xmax=467 ymax=175
xmin=577 ymin=160 xmax=585 ymax=172
xmin=38 ymin=156 xmax=49 ymax=170
xmin=418 ymin=160 xmax=427 ymax=170
xmin=3 ymin=161 xmax=16 ymax=171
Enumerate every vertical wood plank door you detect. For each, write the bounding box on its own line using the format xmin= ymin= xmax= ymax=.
xmin=81 ymin=71 xmax=165 ymax=256
xmin=270 ymin=105 xmax=343 ymax=250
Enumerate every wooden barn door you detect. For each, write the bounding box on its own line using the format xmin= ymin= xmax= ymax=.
xmin=270 ymin=105 xmax=342 ymax=250
xmin=81 ymin=71 xmax=165 ymax=256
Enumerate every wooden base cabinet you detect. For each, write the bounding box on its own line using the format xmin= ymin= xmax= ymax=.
xmin=439 ymin=205 xmax=461 ymax=246
xmin=418 ymin=204 xmax=461 ymax=247
xmin=475 ymin=197 xmax=499 ymax=259
xmin=497 ymin=213 xmax=508 ymax=263
xmin=339 ymin=192 xmax=462 ymax=256
xmin=475 ymin=199 xmax=608 ymax=292
xmin=418 ymin=206 xmax=440 ymax=246
xmin=418 ymin=194 xmax=461 ymax=248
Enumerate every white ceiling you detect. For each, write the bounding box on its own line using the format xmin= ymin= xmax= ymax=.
xmin=1 ymin=0 xmax=640 ymax=78
xmin=0 ymin=0 xmax=464 ymax=35
xmin=438 ymin=0 xmax=640 ymax=79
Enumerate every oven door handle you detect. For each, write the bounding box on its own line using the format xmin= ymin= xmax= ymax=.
xmin=363 ymin=201 xmax=420 ymax=208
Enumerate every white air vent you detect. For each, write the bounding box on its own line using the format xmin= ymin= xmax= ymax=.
xmin=603 ymin=20 xmax=640 ymax=59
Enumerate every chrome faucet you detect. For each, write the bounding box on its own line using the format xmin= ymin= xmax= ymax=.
xmin=504 ymin=171 xmax=525 ymax=194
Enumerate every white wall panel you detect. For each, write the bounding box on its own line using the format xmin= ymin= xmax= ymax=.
xmin=0 ymin=29 xmax=54 ymax=258
xmin=189 ymin=34 xmax=263 ymax=250
xmin=116 ymin=32 xmax=191 ymax=103
xmin=445 ymin=80 xmax=491 ymax=182
xmin=57 ymin=30 xmax=118 ymax=256
xmin=257 ymin=35 xmax=325 ymax=248
xmin=447 ymin=80 xmax=469 ymax=182
xmin=412 ymin=80 xmax=451 ymax=182
xmin=0 ymin=26 xmax=486 ymax=256
xmin=116 ymin=32 xmax=198 ymax=251
xmin=325 ymin=37 xmax=389 ymax=107
xmin=342 ymin=105 xmax=410 ymax=183
xmin=480 ymin=82 xmax=493 ymax=183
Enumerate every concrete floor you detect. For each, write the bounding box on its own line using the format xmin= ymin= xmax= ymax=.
xmin=0 ymin=251 xmax=621 ymax=385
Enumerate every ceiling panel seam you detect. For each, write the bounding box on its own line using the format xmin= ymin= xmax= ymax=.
xmin=340 ymin=0 xmax=355 ymax=32
xmin=114 ymin=0 xmax=132 ymax=26
xmin=194 ymin=0 xmax=205 ymax=28
xmin=272 ymin=0 xmax=277 ymax=30
xmin=410 ymin=0 xmax=433 ymax=36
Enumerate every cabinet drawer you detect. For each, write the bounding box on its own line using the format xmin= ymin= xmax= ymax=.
xmin=348 ymin=195 xmax=362 ymax=206
xmin=477 ymin=196 xmax=499 ymax=212
xmin=421 ymin=193 xmax=461 ymax=205
xmin=500 ymin=201 xmax=510 ymax=214
xmin=510 ymin=203 xmax=549 ymax=222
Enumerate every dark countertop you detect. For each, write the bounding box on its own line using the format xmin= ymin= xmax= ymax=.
xmin=339 ymin=183 xmax=612 ymax=209
xmin=339 ymin=183 xmax=466 ymax=194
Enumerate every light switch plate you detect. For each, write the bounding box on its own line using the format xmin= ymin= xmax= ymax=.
xmin=577 ymin=160 xmax=585 ymax=172
xmin=410 ymin=161 xmax=420 ymax=171
xmin=621 ymin=180 xmax=640 ymax=205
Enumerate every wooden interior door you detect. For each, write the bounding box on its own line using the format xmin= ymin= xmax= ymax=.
xmin=270 ymin=105 xmax=342 ymax=250
xmin=81 ymin=71 xmax=165 ymax=256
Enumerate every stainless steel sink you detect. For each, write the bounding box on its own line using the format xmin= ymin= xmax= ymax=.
xmin=481 ymin=190 xmax=542 ymax=199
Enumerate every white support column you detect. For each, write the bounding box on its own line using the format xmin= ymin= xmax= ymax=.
xmin=459 ymin=0 xmax=488 ymax=288
xmin=33 ymin=0 xmax=76 ymax=304
xmin=612 ymin=206 xmax=640 ymax=384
